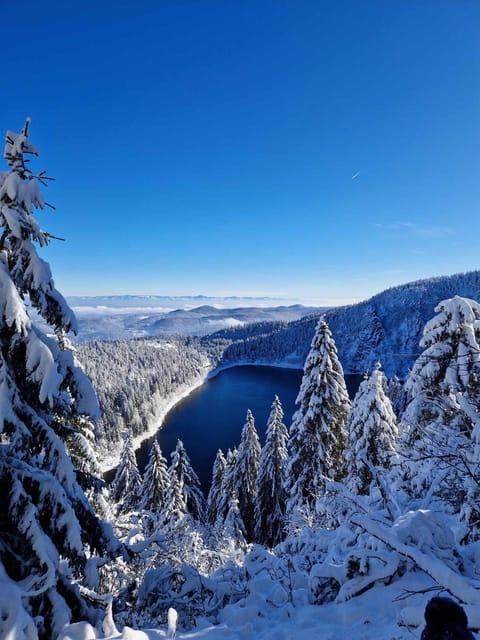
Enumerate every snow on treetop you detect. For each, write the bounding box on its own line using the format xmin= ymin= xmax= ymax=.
xmin=4 ymin=119 xmax=40 ymax=168
xmin=422 ymin=295 xmax=480 ymax=347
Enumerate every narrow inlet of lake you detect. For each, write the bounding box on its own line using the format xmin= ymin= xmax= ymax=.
xmin=135 ymin=365 xmax=362 ymax=494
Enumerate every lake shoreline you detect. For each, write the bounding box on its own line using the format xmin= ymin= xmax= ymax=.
xmin=100 ymin=358 xmax=304 ymax=473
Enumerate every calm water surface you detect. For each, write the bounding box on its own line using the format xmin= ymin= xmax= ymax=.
xmin=135 ymin=365 xmax=361 ymax=493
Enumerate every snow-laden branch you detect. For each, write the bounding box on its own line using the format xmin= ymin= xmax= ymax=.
xmin=351 ymin=512 xmax=480 ymax=604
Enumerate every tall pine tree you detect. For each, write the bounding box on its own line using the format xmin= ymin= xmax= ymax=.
xmin=0 ymin=120 xmax=120 ymax=638
xmin=344 ymin=363 xmax=398 ymax=496
xmin=254 ymin=395 xmax=289 ymax=547
xmin=206 ymin=448 xmax=227 ymax=525
xmin=168 ymin=439 xmax=205 ymax=521
xmin=140 ymin=439 xmax=169 ymax=513
xmin=216 ymin=447 xmax=238 ymax=527
xmin=164 ymin=464 xmax=187 ymax=522
xmin=111 ymin=432 xmax=142 ymax=514
xmin=235 ymin=409 xmax=261 ymax=541
xmin=287 ymin=317 xmax=350 ymax=517
xmin=224 ymin=492 xmax=247 ymax=549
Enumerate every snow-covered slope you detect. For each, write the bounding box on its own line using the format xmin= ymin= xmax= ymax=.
xmin=327 ymin=270 xmax=480 ymax=376
xmin=214 ymin=271 xmax=480 ymax=377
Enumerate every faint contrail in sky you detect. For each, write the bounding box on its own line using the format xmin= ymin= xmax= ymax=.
xmin=351 ymin=171 xmax=360 ymax=180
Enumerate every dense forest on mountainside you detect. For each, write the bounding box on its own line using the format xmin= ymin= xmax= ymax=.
xmin=76 ymin=271 xmax=480 ymax=463
xmin=91 ymin=293 xmax=480 ymax=638
xmin=214 ymin=270 xmax=480 ymax=377
xmin=76 ymin=337 xmax=209 ymax=453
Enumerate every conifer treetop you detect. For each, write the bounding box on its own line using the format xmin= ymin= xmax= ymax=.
xmin=0 ymin=120 xmax=77 ymax=337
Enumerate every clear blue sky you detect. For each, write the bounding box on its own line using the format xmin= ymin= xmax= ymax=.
xmin=2 ymin=0 xmax=479 ymax=304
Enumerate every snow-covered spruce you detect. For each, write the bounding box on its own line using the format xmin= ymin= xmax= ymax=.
xmin=401 ymin=296 xmax=480 ymax=537
xmin=254 ymin=395 xmax=289 ymax=547
xmin=206 ymin=448 xmax=227 ymax=525
xmin=214 ymin=447 xmax=239 ymax=527
xmin=111 ymin=432 xmax=143 ymax=514
xmin=344 ymin=363 xmax=398 ymax=497
xmin=223 ymin=493 xmax=248 ymax=549
xmin=141 ymin=439 xmax=170 ymax=513
xmin=0 ymin=120 xmax=121 ymax=639
xmin=235 ymin=409 xmax=261 ymax=541
xmin=168 ymin=439 xmax=205 ymax=521
xmin=287 ymin=316 xmax=350 ymax=523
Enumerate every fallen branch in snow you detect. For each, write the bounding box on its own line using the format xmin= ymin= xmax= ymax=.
xmin=126 ymin=530 xmax=168 ymax=554
xmin=351 ymin=513 xmax=480 ymax=605
xmin=393 ymin=585 xmax=442 ymax=602
xmin=336 ymin=550 xmax=399 ymax=603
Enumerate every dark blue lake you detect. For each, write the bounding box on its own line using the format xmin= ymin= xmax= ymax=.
xmin=135 ymin=365 xmax=362 ymax=493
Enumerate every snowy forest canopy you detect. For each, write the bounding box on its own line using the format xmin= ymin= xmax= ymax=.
xmin=74 ymin=267 xmax=480 ymax=471
xmin=2 ymin=122 xmax=480 ymax=640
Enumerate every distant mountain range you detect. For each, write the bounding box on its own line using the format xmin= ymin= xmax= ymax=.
xmin=64 ymin=295 xmax=324 ymax=341
xmin=64 ymin=272 xmax=480 ymax=376
xmin=212 ymin=271 xmax=480 ymax=378
xmin=66 ymin=294 xmax=308 ymax=309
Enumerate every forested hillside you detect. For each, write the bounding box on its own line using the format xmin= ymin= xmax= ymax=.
xmin=89 ymin=293 xmax=480 ymax=639
xmin=214 ymin=270 xmax=480 ymax=377
xmin=77 ymin=271 xmax=480 ymax=469
xmin=76 ymin=337 xmax=209 ymax=462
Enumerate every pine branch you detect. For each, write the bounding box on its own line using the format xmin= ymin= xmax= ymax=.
xmin=393 ymin=586 xmax=442 ymax=602
xmin=43 ymin=232 xmax=65 ymax=242
xmin=35 ymin=171 xmax=56 ymax=186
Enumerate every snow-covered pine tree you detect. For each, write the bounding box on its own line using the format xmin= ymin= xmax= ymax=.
xmin=235 ymin=409 xmax=261 ymax=541
xmin=140 ymin=439 xmax=169 ymax=513
xmin=254 ymin=395 xmax=289 ymax=547
xmin=344 ymin=363 xmax=398 ymax=496
xmin=164 ymin=464 xmax=187 ymax=522
xmin=0 ymin=120 xmax=121 ymax=638
xmin=206 ymin=448 xmax=227 ymax=525
xmin=403 ymin=296 xmax=480 ymax=442
xmin=111 ymin=432 xmax=142 ymax=514
xmin=224 ymin=492 xmax=247 ymax=549
xmin=287 ymin=316 xmax=350 ymax=517
xmin=401 ymin=296 xmax=480 ymax=532
xmin=169 ymin=439 xmax=205 ymax=521
xmin=215 ymin=447 xmax=238 ymax=526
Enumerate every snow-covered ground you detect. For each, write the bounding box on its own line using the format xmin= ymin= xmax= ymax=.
xmin=57 ymin=571 xmax=456 ymax=640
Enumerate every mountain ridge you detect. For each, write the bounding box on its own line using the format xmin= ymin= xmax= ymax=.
xmin=211 ymin=270 xmax=480 ymax=378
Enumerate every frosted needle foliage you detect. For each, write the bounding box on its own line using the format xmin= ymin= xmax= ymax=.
xmin=287 ymin=317 xmax=350 ymax=515
xmin=0 ymin=120 xmax=120 ymax=639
